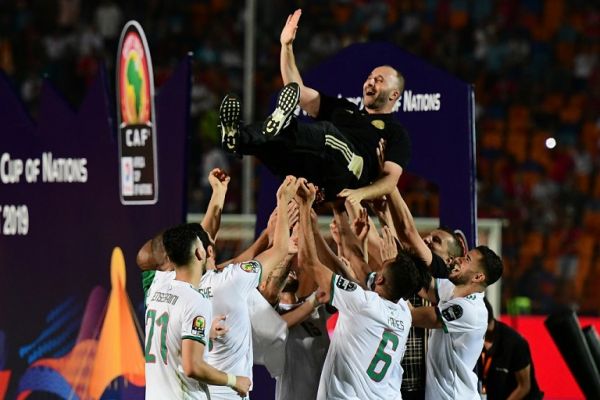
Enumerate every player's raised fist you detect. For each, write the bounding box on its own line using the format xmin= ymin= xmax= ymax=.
xmin=208 ymin=168 xmax=230 ymax=191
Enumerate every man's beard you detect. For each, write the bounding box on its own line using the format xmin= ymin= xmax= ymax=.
xmin=364 ymin=90 xmax=390 ymax=110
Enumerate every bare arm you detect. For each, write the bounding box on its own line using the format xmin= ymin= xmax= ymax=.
xmin=410 ymin=306 xmax=443 ymax=329
xmin=345 ymin=198 xmax=384 ymax=270
xmin=280 ymin=9 xmax=320 ymax=117
xmin=181 ymin=340 xmax=250 ymax=396
xmin=254 ymin=176 xmax=298 ymax=284
xmin=309 ymin=209 xmax=357 ymax=280
xmin=280 ymin=294 xmax=320 ymax=328
xmin=296 ymin=180 xmax=334 ymax=303
xmin=332 ymin=206 xmax=371 ymax=285
xmin=338 ymin=161 xmax=403 ymax=203
xmin=387 ymin=187 xmax=433 ymax=266
xmin=200 ymin=168 xmax=230 ymax=240
xmin=259 ymin=253 xmax=295 ymax=305
xmin=506 ymin=365 xmax=532 ymax=400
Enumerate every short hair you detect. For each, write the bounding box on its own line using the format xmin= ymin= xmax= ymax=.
xmin=483 ymin=296 xmax=494 ymax=323
xmin=385 ymin=250 xmax=421 ymax=302
xmin=187 ymin=222 xmax=212 ymax=251
xmin=438 ymin=226 xmax=466 ymax=258
xmin=381 ymin=64 xmax=405 ymax=93
xmin=162 ymin=223 xmax=208 ymax=266
xmin=476 ymin=245 xmax=503 ymax=286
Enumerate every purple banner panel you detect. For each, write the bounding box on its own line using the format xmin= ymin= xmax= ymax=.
xmin=0 ymin=57 xmax=190 ymax=398
xmin=258 ymin=42 xmax=477 ymax=247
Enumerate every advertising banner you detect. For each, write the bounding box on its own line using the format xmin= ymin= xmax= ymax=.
xmin=117 ymin=21 xmax=159 ymax=205
xmin=0 ymin=48 xmax=190 ymax=398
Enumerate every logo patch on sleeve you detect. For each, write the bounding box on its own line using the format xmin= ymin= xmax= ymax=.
xmin=336 ymin=277 xmax=357 ymax=292
xmin=240 ymin=261 xmax=260 ymax=273
xmin=441 ymin=305 xmax=463 ymax=321
xmin=191 ymin=316 xmax=206 ymax=336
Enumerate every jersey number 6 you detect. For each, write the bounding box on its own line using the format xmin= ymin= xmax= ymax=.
xmin=366 ymin=331 xmax=399 ymax=382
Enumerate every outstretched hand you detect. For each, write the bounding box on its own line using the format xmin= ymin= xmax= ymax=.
xmin=338 ymin=188 xmax=365 ymax=207
xmin=281 ymin=9 xmax=302 ymax=46
xmin=379 ymin=226 xmax=398 ymax=263
xmin=351 ymin=207 xmax=370 ymax=243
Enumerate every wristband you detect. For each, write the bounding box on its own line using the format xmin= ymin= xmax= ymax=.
xmin=308 ymin=292 xmax=320 ymax=308
xmin=226 ymin=373 xmax=236 ymax=388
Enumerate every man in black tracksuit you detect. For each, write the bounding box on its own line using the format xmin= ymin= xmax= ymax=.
xmin=219 ymin=9 xmax=410 ymax=202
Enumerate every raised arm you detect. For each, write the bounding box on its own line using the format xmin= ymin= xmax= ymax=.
xmin=200 ymin=168 xmax=230 ymax=240
xmin=280 ymin=292 xmax=323 ymax=328
xmin=338 ymin=161 xmax=403 ymax=203
xmin=387 ymin=187 xmax=437 ymax=301
xmin=280 ymin=9 xmax=320 ymax=117
xmin=254 ymin=176 xmax=298 ymax=284
xmin=296 ymin=179 xmax=334 ymax=303
xmin=307 ymin=209 xmax=357 ymax=281
xmin=344 ymin=197 xmax=384 ymax=270
xmin=387 ymin=187 xmax=432 ymax=265
xmin=332 ymin=206 xmax=371 ymax=286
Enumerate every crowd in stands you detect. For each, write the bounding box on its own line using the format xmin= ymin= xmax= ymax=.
xmin=1 ymin=0 xmax=598 ymax=315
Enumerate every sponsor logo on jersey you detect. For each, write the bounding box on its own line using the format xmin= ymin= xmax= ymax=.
xmin=192 ymin=316 xmax=206 ymax=336
xmin=240 ymin=261 xmax=260 ymax=273
xmin=336 ymin=276 xmax=357 ymax=292
xmin=441 ymin=304 xmax=463 ymax=321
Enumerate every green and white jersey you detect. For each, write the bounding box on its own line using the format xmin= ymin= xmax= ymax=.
xmin=144 ymin=279 xmax=213 ymax=400
xmin=426 ymin=279 xmax=487 ymax=400
xmin=200 ymin=261 xmax=262 ymax=398
xmin=275 ymin=301 xmax=330 ymax=400
xmin=317 ymin=274 xmax=411 ymax=400
xmin=142 ymin=270 xmax=175 ymax=306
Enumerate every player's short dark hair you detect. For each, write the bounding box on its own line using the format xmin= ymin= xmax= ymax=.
xmin=381 ymin=64 xmax=405 ymax=93
xmin=385 ymin=250 xmax=421 ymax=302
xmin=483 ymin=296 xmax=494 ymax=323
xmin=438 ymin=226 xmax=466 ymax=258
xmin=476 ymin=245 xmax=503 ymax=286
xmin=187 ymin=222 xmax=213 ymax=251
xmin=162 ymin=223 xmax=209 ymax=267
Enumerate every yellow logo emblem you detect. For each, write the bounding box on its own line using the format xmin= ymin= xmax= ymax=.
xmin=371 ymin=120 xmax=385 ymax=130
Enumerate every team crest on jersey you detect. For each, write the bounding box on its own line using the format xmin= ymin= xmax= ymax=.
xmin=336 ymin=277 xmax=357 ymax=292
xmin=371 ymin=119 xmax=385 ymax=130
xmin=442 ymin=305 xmax=463 ymax=321
xmin=191 ymin=316 xmax=205 ymax=336
xmin=240 ymin=261 xmax=260 ymax=273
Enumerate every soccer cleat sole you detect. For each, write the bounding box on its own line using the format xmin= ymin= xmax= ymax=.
xmin=262 ymin=82 xmax=300 ymax=136
xmin=219 ymin=95 xmax=241 ymax=152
